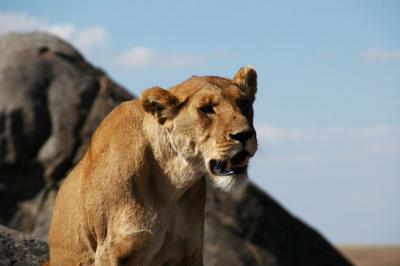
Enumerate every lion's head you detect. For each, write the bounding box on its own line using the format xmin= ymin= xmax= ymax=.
xmin=141 ymin=66 xmax=258 ymax=191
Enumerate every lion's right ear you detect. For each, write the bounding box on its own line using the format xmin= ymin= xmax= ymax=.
xmin=141 ymin=87 xmax=179 ymax=125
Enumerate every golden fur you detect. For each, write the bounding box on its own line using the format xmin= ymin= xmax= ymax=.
xmin=48 ymin=66 xmax=258 ymax=265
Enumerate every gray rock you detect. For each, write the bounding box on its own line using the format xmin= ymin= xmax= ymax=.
xmin=0 ymin=32 xmax=352 ymax=265
xmin=0 ymin=225 xmax=48 ymax=266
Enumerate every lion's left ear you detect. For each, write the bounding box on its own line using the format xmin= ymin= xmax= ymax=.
xmin=233 ymin=66 xmax=257 ymax=96
xmin=141 ymin=87 xmax=179 ymax=125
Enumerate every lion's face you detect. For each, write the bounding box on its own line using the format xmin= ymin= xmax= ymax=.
xmin=141 ymin=66 xmax=258 ymax=191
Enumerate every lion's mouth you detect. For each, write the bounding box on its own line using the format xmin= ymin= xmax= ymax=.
xmin=209 ymin=150 xmax=249 ymax=176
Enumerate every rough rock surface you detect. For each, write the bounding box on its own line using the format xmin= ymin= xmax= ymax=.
xmin=0 ymin=32 xmax=352 ymax=265
xmin=0 ymin=225 xmax=48 ymax=266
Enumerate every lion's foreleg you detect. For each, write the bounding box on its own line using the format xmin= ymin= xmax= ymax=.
xmin=94 ymin=227 xmax=153 ymax=266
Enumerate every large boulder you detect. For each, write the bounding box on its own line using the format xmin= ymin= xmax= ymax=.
xmin=0 ymin=32 xmax=352 ymax=265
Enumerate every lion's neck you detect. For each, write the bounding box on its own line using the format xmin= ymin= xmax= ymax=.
xmin=143 ymin=116 xmax=204 ymax=203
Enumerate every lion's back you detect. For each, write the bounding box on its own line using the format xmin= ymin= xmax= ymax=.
xmin=48 ymin=158 xmax=90 ymax=264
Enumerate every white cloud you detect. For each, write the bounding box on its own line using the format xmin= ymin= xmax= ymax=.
xmin=115 ymin=46 xmax=155 ymax=68
xmin=72 ymin=26 xmax=107 ymax=52
xmin=114 ymin=45 xmax=203 ymax=69
xmin=362 ymin=48 xmax=400 ymax=63
xmin=0 ymin=12 xmax=45 ymax=33
xmin=0 ymin=12 xmax=207 ymax=70
xmin=47 ymin=24 xmax=76 ymax=40
xmin=255 ymin=124 xmax=400 ymax=154
xmin=0 ymin=12 xmax=107 ymax=54
xmin=255 ymin=124 xmax=306 ymax=143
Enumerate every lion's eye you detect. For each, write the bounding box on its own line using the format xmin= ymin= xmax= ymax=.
xmin=199 ymin=105 xmax=215 ymax=114
xmin=238 ymin=99 xmax=251 ymax=110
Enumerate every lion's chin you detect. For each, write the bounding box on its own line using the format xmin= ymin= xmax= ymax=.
xmin=210 ymin=173 xmax=248 ymax=192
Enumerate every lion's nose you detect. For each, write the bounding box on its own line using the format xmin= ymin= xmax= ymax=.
xmin=230 ymin=130 xmax=253 ymax=143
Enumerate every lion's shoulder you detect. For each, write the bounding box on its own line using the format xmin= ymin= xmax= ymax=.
xmin=87 ymin=99 xmax=149 ymax=161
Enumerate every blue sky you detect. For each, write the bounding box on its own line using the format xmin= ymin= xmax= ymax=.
xmin=1 ymin=0 xmax=399 ymax=244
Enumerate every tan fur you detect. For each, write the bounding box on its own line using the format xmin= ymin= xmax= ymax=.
xmin=48 ymin=67 xmax=258 ymax=265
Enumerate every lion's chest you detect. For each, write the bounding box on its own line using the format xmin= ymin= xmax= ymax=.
xmin=145 ymin=203 xmax=203 ymax=264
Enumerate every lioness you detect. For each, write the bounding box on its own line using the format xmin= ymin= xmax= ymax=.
xmin=48 ymin=66 xmax=258 ymax=265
